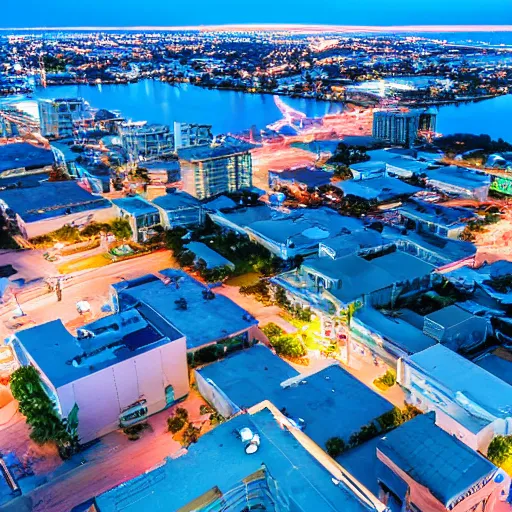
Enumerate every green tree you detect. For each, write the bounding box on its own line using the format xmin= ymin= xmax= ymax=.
xmin=271 ymin=334 xmax=307 ymax=359
xmin=488 ymin=435 xmax=512 ymax=466
xmin=325 ymin=437 xmax=346 ymax=458
xmin=110 ymin=218 xmax=132 ymax=240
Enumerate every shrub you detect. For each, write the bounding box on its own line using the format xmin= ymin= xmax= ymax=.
xmin=261 ymin=323 xmax=284 ymax=340
xmin=81 ymin=222 xmax=111 ymax=238
xmin=182 ymin=424 xmax=201 ymax=446
xmin=488 ymin=435 xmax=512 ymax=466
xmin=110 ymin=218 xmax=132 ymax=240
xmin=53 ymin=224 xmax=81 ymax=243
xmin=373 ymin=370 xmax=396 ymax=391
xmin=167 ymin=416 xmax=186 ymax=433
xmin=200 ymin=404 xmax=213 ymax=415
xmin=175 ymin=407 xmax=189 ymax=421
xmin=325 ymin=437 xmax=347 ymax=458
xmin=177 ymin=250 xmax=195 ymax=268
xmin=349 ymin=423 xmax=378 ymax=447
xmin=271 ymin=334 xmax=307 ymax=359
xmin=209 ymin=411 xmax=225 ymax=426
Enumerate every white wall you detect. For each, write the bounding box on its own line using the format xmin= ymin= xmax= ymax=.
xmin=57 ymin=337 xmax=189 ymax=443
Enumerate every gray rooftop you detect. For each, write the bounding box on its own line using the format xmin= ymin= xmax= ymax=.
xmin=151 ymin=191 xmax=200 ymax=210
xmin=200 ymin=347 xmax=393 ymax=447
xmin=377 ymin=413 xmax=497 ymax=507
xmin=114 ymin=269 xmax=257 ymax=350
xmin=177 ymin=140 xmax=256 ymax=162
xmin=334 ymin=177 xmax=420 ymax=201
xmin=398 ymin=199 xmax=476 ymax=228
xmin=94 ymin=409 xmax=377 ymax=512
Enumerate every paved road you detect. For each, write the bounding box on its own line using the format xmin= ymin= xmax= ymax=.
xmin=0 ymin=250 xmax=177 ymax=339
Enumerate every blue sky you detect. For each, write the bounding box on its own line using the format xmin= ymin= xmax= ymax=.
xmin=2 ymin=0 xmax=512 ymax=28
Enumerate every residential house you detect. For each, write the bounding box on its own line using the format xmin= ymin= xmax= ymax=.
xmin=112 ymin=196 xmax=160 ymax=243
xmin=398 ymin=344 xmax=512 ymax=454
xmin=426 ymin=166 xmax=491 ymax=201
xmin=377 ymin=413 xmax=510 ymax=512
xmin=151 ymin=191 xmax=203 ymax=229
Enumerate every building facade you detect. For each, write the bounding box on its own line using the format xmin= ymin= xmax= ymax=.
xmin=38 ymin=98 xmax=89 ymax=139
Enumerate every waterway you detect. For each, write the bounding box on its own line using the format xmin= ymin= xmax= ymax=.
xmin=13 ymin=80 xmax=512 ymax=143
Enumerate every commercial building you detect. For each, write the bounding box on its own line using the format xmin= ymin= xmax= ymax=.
xmin=377 ymin=413 xmax=509 ymax=512
xmin=119 ymin=123 xmax=174 ymax=159
xmin=268 ymin=166 xmax=333 ymax=191
xmin=38 ymin=98 xmax=89 ymax=139
xmin=111 ymin=269 xmax=259 ymax=351
xmin=197 ymin=346 xmax=394 ymax=448
xmin=334 ymin=175 xmax=420 ymax=202
xmin=398 ymin=344 xmax=512 ymax=454
xmin=178 ymin=139 xmax=254 ymax=200
xmin=83 ymin=406 xmax=386 ymax=512
xmin=112 ymin=196 xmax=161 ymax=243
xmin=426 ymin=166 xmax=491 ymax=201
xmin=372 ymin=108 xmax=437 ymax=148
xmin=0 ymin=181 xmax=115 ymax=239
xmin=8 ymin=312 xmax=189 ymax=443
xmin=173 ymin=121 xmax=213 ymax=151
xmin=151 ymin=190 xmax=203 ymax=229
xmin=0 ymin=142 xmax=54 ymax=182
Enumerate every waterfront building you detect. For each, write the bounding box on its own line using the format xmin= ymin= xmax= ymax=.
xmin=178 ymin=139 xmax=254 ymax=200
xmin=38 ymin=98 xmax=89 ymax=139
xmin=80 ymin=405 xmax=386 ymax=512
xmin=398 ymin=343 xmax=512 ymax=454
xmin=398 ymin=199 xmax=477 ymax=239
xmin=151 ymin=190 xmax=203 ymax=229
xmin=112 ymin=196 xmax=161 ymax=243
xmin=377 ymin=413 xmax=510 ymax=512
xmin=372 ymin=108 xmax=437 ymax=148
xmin=0 ymin=181 xmax=115 ymax=239
xmin=197 ymin=345 xmax=394 ymax=448
xmin=119 ymin=123 xmax=174 ymax=159
xmin=173 ymin=121 xmax=213 ymax=151
xmin=110 ymin=269 xmax=259 ymax=352
xmin=8 ymin=312 xmax=189 ymax=443
xmin=426 ymin=166 xmax=491 ymax=201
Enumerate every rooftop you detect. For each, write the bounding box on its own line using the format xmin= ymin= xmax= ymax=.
xmin=112 ymin=196 xmax=158 ymax=216
xmin=377 ymin=413 xmax=497 ymax=508
xmin=200 ymin=347 xmax=393 ymax=447
xmin=184 ymin=241 xmax=234 ymax=269
xmin=151 ymin=191 xmax=200 ymax=210
xmin=334 ymin=177 xmax=420 ymax=201
xmin=10 ymin=312 xmax=182 ymax=388
xmin=424 ymin=304 xmax=474 ymax=329
xmin=398 ymin=199 xmax=477 ymax=228
xmin=177 ymin=140 xmax=256 ymax=162
xmin=0 ymin=142 xmax=54 ymax=173
xmin=426 ymin=166 xmax=491 ymax=190
xmin=407 ymin=344 xmax=512 ymax=433
xmin=475 ymin=349 xmax=512 ymax=386
xmin=354 ymin=307 xmax=436 ymax=356
xmin=93 ymin=409 xmax=377 ymax=512
xmin=269 ymin=167 xmax=334 ymax=188
xmin=0 ymin=181 xmax=112 ymax=223
xmin=114 ymin=269 xmax=257 ymax=350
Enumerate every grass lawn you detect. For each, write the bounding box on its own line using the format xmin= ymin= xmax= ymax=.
xmin=225 ymin=272 xmax=261 ymax=287
xmin=58 ymin=253 xmax=112 ymax=274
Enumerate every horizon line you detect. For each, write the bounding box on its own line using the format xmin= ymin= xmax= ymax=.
xmin=2 ymin=23 xmax=512 ymax=33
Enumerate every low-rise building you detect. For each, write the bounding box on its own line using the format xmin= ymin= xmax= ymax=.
xmin=398 ymin=344 xmax=512 ymax=454
xmin=8 ymin=312 xmax=189 ymax=443
xmin=334 ymin=176 xmax=420 ymax=202
xmin=398 ymin=200 xmax=477 ymax=239
xmin=112 ymin=196 xmax=161 ymax=243
xmin=184 ymin=241 xmax=235 ymax=270
xmin=111 ymin=269 xmax=258 ymax=352
xmin=151 ymin=190 xmax=203 ymax=229
xmin=426 ymin=166 xmax=491 ymax=201
xmin=269 ymin=166 xmax=334 ymax=191
xmin=84 ymin=406 xmax=387 ymax=512
xmin=197 ymin=345 xmax=394 ymax=448
xmin=377 ymin=413 xmax=509 ymax=512
xmin=0 ymin=181 xmax=115 ymax=239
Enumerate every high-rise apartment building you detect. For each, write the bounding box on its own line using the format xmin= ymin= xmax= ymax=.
xmin=38 ymin=98 xmax=89 ymax=139
xmin=173 ymin=122 xmax=213 ymax=151
xmin=372 ymin=108 xmax=437 ymax=147
xmin=178 ymin=139 xmax=254 ymax=200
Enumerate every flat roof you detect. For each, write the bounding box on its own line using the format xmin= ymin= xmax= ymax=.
xmin=178 ymin=140 xmax=255 ymax=162
xmin=112 ymin=196 xmax=158 ymax=216
xmin=334 ymin=177 xmax=420 ymax=201
xmin=115 ymin=270 xmax=258 ymax=350
xmin=475 ymin=350 xmax=512 ymax=386
xmin=200 ymin=348 xmax=393 ymax=447
xmin=398 ymin=200 xmax=476 ymax=228
xmin=424 ymin=304 xmax=473 ymax=329
xmin=151 ymin=191 xmax=200 ymax=210
xmin=319 ymin=229 xmax=386 ymax=258
xmin=0 ymin=181 xmax=112 ymax=223
xmin=94 ymin=409 xmax=377 ymax=512
xmin=378 ymin=413 xmax=497 ymax=508
xmin=407 ymin=344 xmax=512 ymax=433
xmin=270 ymin=167 xmax=334 ymax=188
xmin=427 ymin=166 xmax=491 ymax=189
xmin=10 ymin=312 xmax=181 ymax=388
xmin=0 ymin=142 xmax=54 ymax=173
xmin=354 ymin=307 xmax=436 ymax=355
xmin=184 ymin=242 xmax=234 ymax=269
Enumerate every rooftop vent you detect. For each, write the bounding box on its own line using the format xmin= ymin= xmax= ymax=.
xmin=236 ymin=427 xmax=261 ymax=455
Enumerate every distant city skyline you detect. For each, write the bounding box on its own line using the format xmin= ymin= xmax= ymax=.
xmin=2 ymin=0 xmax=512 ymax=30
